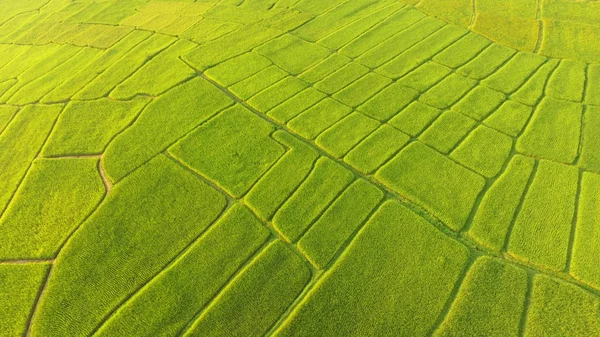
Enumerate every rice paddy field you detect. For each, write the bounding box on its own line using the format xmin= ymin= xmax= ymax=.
xmin=2 ymin=0 xmax=600 ymax=336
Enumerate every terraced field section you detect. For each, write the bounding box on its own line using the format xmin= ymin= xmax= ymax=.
xmin=2 ymin=0 xmax=600 ymax=336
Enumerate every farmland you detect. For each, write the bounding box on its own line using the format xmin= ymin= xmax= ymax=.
xmin=1 ymin=0 xmax=600 ymax=336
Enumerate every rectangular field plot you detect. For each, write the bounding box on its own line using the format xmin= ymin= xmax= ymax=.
xmin=272 ymin=157 xmax=354 ymax=242
xmin=170 ymin=105 xmax=285 ymax=198
xmin=517 ymin=97 xmax=582 ymax=164
xmin=298 ymin=179 xmax=384 ymax=269
xmin=275 ymin=201 xmax=469 ymax=336
xmin=434 ymin=257 xmax=528 ymax=337
xmin=94 ymin=204 xmax=270 ymax=337
xmin=468 ymin=155 xmax=535 ymax=250
xmin=508 ymin=160 xmax=578 ymax=271
xmin=376 ymin=142 xmax=485 ymax=231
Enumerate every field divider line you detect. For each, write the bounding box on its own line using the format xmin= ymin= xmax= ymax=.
xmin=105 ymin=92 xmax=235 ymax=186
xmin=197 ymin=70 xmax=600 ymax=298
xmin=310 ymin=1 xmax=404 ymax=49
xmin=318 ymin=4 xmax=407 ymax=53
xmin=501 ymin=160 xmax=539 ymax=254
xmin=0 ymin=258 xmax=53 ymax=265
xmin=265 ymin=197 xmax=389 ymax=337
xmin=88 ymin=197 xmax=232 ymax=337
xmin=0 ymin=103 xmax=66 ymax=220
xmin=517 ymin=269 xmax=535 ymax=337
xmin=565 ymin=168 xmax=584 ymax=274
xmin=177 ymin=237 xmax=274 ymax=337
xmin=24 ymin=262 xmax=52 ymax=337
xmin=426 ymin=251 xmax=478 ymax=337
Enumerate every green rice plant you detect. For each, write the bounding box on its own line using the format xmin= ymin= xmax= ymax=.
xmin=586 ymin=64 xmax=600 ymax=105
xmin=332 ymin=73 xmax=392 ymax=108
xmin=298 ymin=54 xmax=351 ymax=84
xmin=205 ymin=52 xmax=272 ymax=87
xmin=396 ymin=61 xmax=452 ymax=93
xmin=110 ymin=40 xmax=197 ymax=99
xmin=358 ymin=83 xmax=418 ymax=121
xmin=140 ymin=14 xmax=181 ymax=33
xmin=468 ymin=155 xmax=535 ymax=250
xmin=29 ymin=155 xmax=227 ymax=337
xmin=388 ymin=101 xmax=442 ymax=136
xmin=511 ymin=59 xmax=560 ymax=106
xmin=345 ymin=125 xmax=410 ymax=174
xmin=203 ymin=4 xmax=272 ymax=24
xmin=356 ymin=17 xmax=445 ymax=69
xmin=0 ymin=105 xmax=18 ymax=134
xmin=0 ymin=44 xmax=30 ymax=71
xmin=287 ymin=98 xmax=352 ymax=139
xmin=103 ymin=77 xmax=233 ymax=183
xmin=74 ymin=34 xmax=175 ymax=100
xmin=581 ymin=106 xmax=600 ymax=173
xmin=472 ymin=13 xmax=539 ymax=52
xmin=91 ymin=26 xmax=135 ymax=49
xmin=94 ymin=204 xmax=270 ymax=337
xmin=434 ymin=257 xmax=527 ymax=337
xmin=546 ymin=59 xmax=587 ymax=102
xmin=275 ymin=201 xmax=470 ymax=336
xmin=0 ymin=44 xmax=80 ymax=101
xmin=517 ymin=97 xmax=582 ymax=164
xmin=293 ymin=0 xmax=348 ymax=15
xmin=484 ymin=100 xmax=533 ymax=137
xmin=43 ymin=97 xmax=150 ymax=156
xmin=339 ymin=8 xmax=426 ymax=58
xmin=419 ymin=110 xmax=477 ymax=154
xmin=451 ymin=125 xmax=513 ymax=178
xmin=248 ymin=76 xmax=309 ymax=112
xmin=67 ymin=24 xmax=113 ymax=47
xmin=419 ymin=73 xmax=477 ymax=109
xmin=314 ymin=62 xmax=369 ymax=95
xmin=259 ymin=7 xmax=313 ymax=32
xmin=315 ymin=113 xmax=380 ymax=158
xmin=0 ymin=104 xmax=63 ymax=215
xmin=482 ymin=52 xmax=547 ymax=94
xmin=417 ymin=0 xmax=473 ymax=26
xmin=298 ymin=179 xmax=384 ymax=269
xmin=508 ymin=160 xmax=578 ymax=271
xmin=377 ymin=25 xmax=467 ymax=79
xmin=477 ymin=0 xmax=538 ymax=17
xmin=451 ymin=86 xmax=506 ymax=121
xmin=525 ymin=275 xmax=600 ymax=336
xmin=0 ymin=263 xmax=50 ymax=337
xmin=433 ymin=33 xmax=491 ymax=68
xmin=183 ymin=241 xmax=311 ymax=337
xmin=267 ymin=88 xmax=327 ymax=123
xmin=273 ymin=157 xmax=354 ymax=242
xmin=540 ymin=19 xmax=600 ymax=63
xmin=0 ymin=158 xmax=104 ymax=259
xmin=229 ymin=65 xmax=288 ymax=100
xmin=41 ymin=30 xmax=151 ymax=103
xmin=457 ymin=44 xmax=516 ymax=80
xmin=7 ymin=48 xmax=102 ymax=105
xmin=182 ymin=24 xmax=281 ymax=70
xmin=181 ymin=18 xmax=238 ymax=45
xmin=0 ymin=79 xmax=15 ymax=97
xmin=571 ymin=172 xmax=600 ymax=289
xmin=317 ymin=3 xmax=404 ymax=50
xmin=159 ymin=15 xmax=202 ymax=36
xmin=169 ymin=105 xmax=285 ymax=198
xmin=376 ymin=143 xmax=485 ymax=231
xmin=293 ymin=0 xmax=392 ymax=42
xmin=245 ymin=131 xmax=319 ymax=221
xmin=255 ymin=34 xmax=330 ymax=75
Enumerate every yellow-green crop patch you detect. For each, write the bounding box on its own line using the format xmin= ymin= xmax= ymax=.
xmin=3 ymin=0 xmax=600 ymax=335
